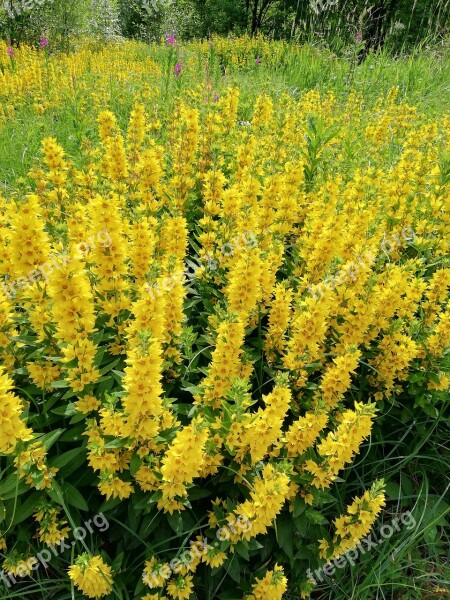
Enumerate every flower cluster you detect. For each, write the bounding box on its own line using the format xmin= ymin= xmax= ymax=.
xmin=0 ymin=36 xmax=448 ymax=600
xmin=68 ymin=554 xmax=113 ymax=599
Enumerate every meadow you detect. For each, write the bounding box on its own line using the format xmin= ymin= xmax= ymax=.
xmin=0 ymin=35 xmax=449 ymax=600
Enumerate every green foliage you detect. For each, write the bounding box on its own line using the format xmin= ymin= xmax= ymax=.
xmin=0 ymin=0 xmax=120 ymax=47
xmin=117 ymin=0 xmax=164 ymax=41
xmin=1 ymin=0 xmax=448 ymax=50
xmin=190 ymin=0 xmax=247 ymax=36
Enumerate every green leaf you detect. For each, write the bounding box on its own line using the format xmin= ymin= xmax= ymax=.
xmin=50 ymin=380 xmax=70 ymax=388
xmin=423 ymin=525 xmax=438 ymax=545
xmin=1 ymin=483 xmax=30 ymax=500
xmin=400 ymin=474 xmax=414 ymax=498
xmin=188 ymin=487 xmax=211 ymax=501
xmin=293 ymin=495 xmax=306 ymax=518
xmin=234 ymin=541 xmax=249 ymax=561
xmin=52 ymin=403 xmax=78 ymax=417
xmin=100 ymin=357 xmax=122 ymax=375
xmin=138 ymin=511 xmax=161 ymax=539
xmin=59 ymin=425 xmax=85 ymax=442
xmin=104 ymin=438 xmax=130 ymax=449
xmin=247 ymin=539 xmax=263 ymax=550
xmin=167 ymin=512 xmax=184 ymax=535
xmin=130 ymin=453 xmax=143 ymax=477
xmin=49 ymin=447 xmax=87 ymax=470
xmin=111 ymin=551 xmax=125 ymax=572
xmin=294 ymin=546 xmax=313 ymax=559
xmin=0 ymin=474 xmax=29 ymax=499
xmin=386 ymin=482 xmax=401 ymax=500
xmin=69 ymin=412 xmax=88 ymax=424
xmin=37 ymin=429 xmax=65 ymax=450
xmin=276 ymin=514 xmax=294 ymax=558
xmin=11 ymin=492 xmax=41 ymax=526
xmin=181 ymin=385 xmax=202 ymax=396
xmin=225 ymin=556 xmax=241 ymax=583
xmin=0 ymin=473 xmax=21 ymax=496
xmin=64 ymin=482 xmax=89 ymax=511
xmin=98 ymin=497 xmax=122 ymax=513
xmin=306 ymin=508 xmax=328 ymax=525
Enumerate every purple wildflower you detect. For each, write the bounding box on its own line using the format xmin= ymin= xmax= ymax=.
xmin=255 ymin=56 xmax=262 ymax=65
xmin=213 ymin=93 xmax=219 ymax=103
xmin=356 ymin=31 xmax=363 ymax=43
xmin=7 ymin=46 xmax=14 ymax=57
xmin=174 ymin=61 xmax=183 ymax=78
xmin=166 ymin=35 xmax=176 ymax=47
xmin=40 ymin=37 xmax=49 ymax=48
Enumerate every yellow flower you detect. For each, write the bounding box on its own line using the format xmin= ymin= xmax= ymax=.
xmin=305 ymin=402 xmax=377 ymax=488
xmin=265 ymin=282 xmax=293 ymax=356
xmin=3 ymin=554 xmax=38 ymax=577
xmin=200 ymin=315 xmax=246 ymax=406
xmin=75 ymin=394 xmax=101 ymax=414
xmin=27 ymin=361 xmax=61 ymax=391
xmin=143 ymin=557 xmax=171 ymax=588
xmin=34 ymin=502 xmax=70 ymax=545
xmin=159 ymin=419 xmax=209 ymax=512
xmin=329 ymin=480 xmax=386 ymax=559
xmin=0 ymin=369 xmax=33 ymax=454
xmin=285 ymin=411 xmax=328 ymax=457
xmin=231 ymin=464 xmax=290 ymax=542
xmin=68 ymin=554 xmax=113 ymax=599
xmin=15 ymin=441 xmax=57 ymax=490
xmin=232 ymin=383 xmax=291 ymax=465
xmin=98 ymin=475 xmax=134 ymax=500
xmin=166 ymin=574 xmax=194 ymax=600
xmin=246 ymin=564 xmax=287 ymax=600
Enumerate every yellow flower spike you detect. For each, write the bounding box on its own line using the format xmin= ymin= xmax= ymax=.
xmin=68 ymin=554 xmax=113 ymax=599
xmin=158 ymin=419 xmax=209 ymax=513
xmin=34 ymin=502 xmax=70 ymax=545
xmin=0 ymin=369 xmax=34 ymax=455
xmin=199 ymin=315 xmax=246 ymax=406
xmin=304 ymin=402 xmax=378 ymax=489
xmin=166 ymin=574 xmax=194 ymax=600
xmin=329 ymin=480 xmax=386 ymax=560
xmin=246 ymin=564 xmax=288 ymax=600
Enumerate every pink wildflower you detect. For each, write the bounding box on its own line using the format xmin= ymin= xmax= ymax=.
xmin=174 ymin=61 xmax=183 ymax=78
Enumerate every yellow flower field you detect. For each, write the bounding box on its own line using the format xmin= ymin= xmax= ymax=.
xmin=0 ymin=37 xmax=449 ymax=600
